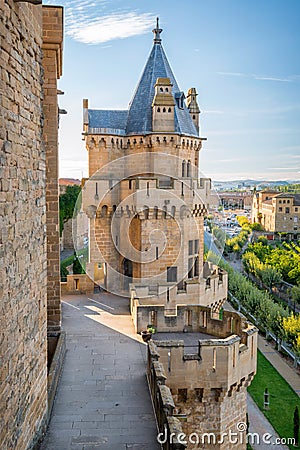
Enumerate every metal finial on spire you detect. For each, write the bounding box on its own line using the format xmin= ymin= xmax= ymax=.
xmin=152 ymin=17 xmax=163 ymax=44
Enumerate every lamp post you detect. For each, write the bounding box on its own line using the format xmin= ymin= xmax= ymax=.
xmin=264 ymin=388 xmax=270 ymax=410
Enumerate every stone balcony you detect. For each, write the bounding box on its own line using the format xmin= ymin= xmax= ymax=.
xmin=130 ymin=263 xmax=228 ymax=332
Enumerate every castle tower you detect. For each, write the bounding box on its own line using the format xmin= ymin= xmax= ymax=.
xmin=82 ymin=19 xmax=228 ymax=323
xmin=187 ymin=87 xmax=200 ymax=134
xmin=81 ymin=20 xmax=257 ymax=450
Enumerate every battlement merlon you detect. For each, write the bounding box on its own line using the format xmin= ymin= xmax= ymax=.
xmin=82 ymin=177 xmax=212 ymax=217
xmin=148 ymin=318 xmax=257 ymax=394
xmin=82 ymin=130 xmax=206 ymax=149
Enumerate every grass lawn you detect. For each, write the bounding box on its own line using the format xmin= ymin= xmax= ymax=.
xmin=61 ymin=247 xmax=88 ymax=281
xmin=248 ymin=350 xmax=300 ymax=449
xmin=61 ymin=247 xmax=88 ymax=269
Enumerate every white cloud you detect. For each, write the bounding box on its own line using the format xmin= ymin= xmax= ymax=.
xmin=66 ymin=11 xmax=156 ymax=45
xmin=268 ymin=167 xmax=300 ymax=171
xmin=217 ymin=158 xmax=243 ymax=163
xmin=217 ymin=71 xmax=298 ymax=83
xmin=60 ymin=159 xmax=88 ymax=179
xmin=254 ymin=76 xmax=291 ymax=82
xmin=203 ymin=109 xmax=224 ymax=115
xmin=217 ymin=72 xmax=245 ymax=77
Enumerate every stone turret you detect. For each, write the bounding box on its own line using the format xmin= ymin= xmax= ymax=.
xmin=152 ymin=77 xmax=175 ymax=132
xmin=187 ymin=87 xmax=200 ymax=134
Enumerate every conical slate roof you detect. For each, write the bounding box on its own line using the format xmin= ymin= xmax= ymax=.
xmin=87 ymin=20 xmax=198 ymax=137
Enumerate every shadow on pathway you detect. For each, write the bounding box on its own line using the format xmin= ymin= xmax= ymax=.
xmin=40 ymin=293 xmax=160 ymax=450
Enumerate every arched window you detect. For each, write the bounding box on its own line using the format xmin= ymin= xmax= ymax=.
xmin=101 ymin=205 xmax=108 ymax=216
xmin=163 ymin=107 xmax=166 ymax=113
xmin=154 ymin=206 xmax=158 ymax=219
xmin=160 ymin=87 xmax=163 ymax=92
xmin=180 ymin=205 xmax=186 ymax=219
xmin=162 ymin=205 xmax=167 ymax=219
xmin=171 ymin=206 xmax=176 ymax=218
xmin=168 ymin=107 xmax=171 ymax=113
xmin=182 ymin=160 xmax=186 ymax=177
xmin=187 ymin=160 xmax=191 ymax=177
xmin=194 ymin=256 xmax=199 ymax=277
xmin=157 ymin=107 xmax=161 ymax=113
xmin=144 ymin=206 xmax=149 ymax=220
xmin=166 ymin=87 xmax=169 ymax=92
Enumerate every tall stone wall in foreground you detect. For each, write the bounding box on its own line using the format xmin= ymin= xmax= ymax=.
xmin=0 ymin=1 xmax=48 ymax=449
xmin=43 ymin=5 xmax=63 ymax=332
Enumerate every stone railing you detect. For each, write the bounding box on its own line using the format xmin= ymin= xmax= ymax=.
xmin=147 ymin=342 xmax=187 ymax=450
xmin=130 ymin=296 xmax=253 ymax=338
xmin=61 ymin=274 xmax=94 ymax=295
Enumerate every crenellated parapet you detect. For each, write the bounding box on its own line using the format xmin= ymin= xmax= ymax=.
xmin=130 ymin=263 xmax=228 ymax=331
xmin=82 ymin=177 xmax=210 ymax=218
xmin=147 ymin=313 xmax=257 ymax=449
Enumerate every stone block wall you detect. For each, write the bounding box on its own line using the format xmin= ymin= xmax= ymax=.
xmin=148 ymin=324 xmax=257 ymax=450
xmin=61 ymin=274 xmax=95 ymax=295
xmin=0 ymin=2 xmax=47 ymax=449
xmin=42 ymin=5 xmax=63 ymax=331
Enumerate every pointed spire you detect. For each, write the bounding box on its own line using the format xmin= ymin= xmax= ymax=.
xmin=152 ymin=17 xmax=163 ymax=44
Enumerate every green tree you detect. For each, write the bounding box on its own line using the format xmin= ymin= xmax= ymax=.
xmin=246 ymin=241 xmax=270 ymax=262
xmin=289 ymin=286 xmax=300 ymax=304
xmin=282 ymin=313 xmax=300 ymax=356
xmin=59 ymin=184 xmax=81 ymax=235
xmin=257 ymin=236 xmax=268 ymax=245
xmin=212 ymin=226 xmax=226 ymax=250
xmin=242 ymin=251 xmax=263 ymax=277
xmin=250 ymin=222 xmax=264 ymax=231
xmin=73 ymin=254 xmax=85 ymax=274
xmin=259 ymin=266 xmax=282 ymax=293
xmin=60 ymin=265 xmax=69 ymax=282
xmin=237 ymin=215 xmax=249 ymax=228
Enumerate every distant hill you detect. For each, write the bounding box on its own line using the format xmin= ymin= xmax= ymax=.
xmin=212 ymin=179 xmax=297 ymax=190
xmin=59 ymin=178 xmax=81 ymax=186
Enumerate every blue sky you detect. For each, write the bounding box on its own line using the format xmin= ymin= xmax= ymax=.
xmin=52 ymin=0 xmax=300 ymax=181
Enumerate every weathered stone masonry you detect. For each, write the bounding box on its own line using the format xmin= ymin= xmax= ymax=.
xmin=0 ymin=2 xmax=63 ymax=449
xmin=0 ymin=2 xmax=47 ymax=449
xmin=42 ymin=5 xmax=63 ymax=332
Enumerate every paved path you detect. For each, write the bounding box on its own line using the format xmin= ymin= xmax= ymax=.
xmin=60 ymin=248 xmax=74 ymax=261
xmin=40 ymin=293 xmax=160 ymax=450
xmin=247 ymin=396 xmax=288 ymax=450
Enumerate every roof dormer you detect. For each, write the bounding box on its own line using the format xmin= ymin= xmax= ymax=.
xmin=152 ymin=78 xmax=175 ymax=132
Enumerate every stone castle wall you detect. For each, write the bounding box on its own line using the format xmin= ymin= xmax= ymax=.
xmin=42 ymin=5 xmax=63 ymax=331
xmin=147 ymin=311 xmax=257 ymax=450
xmin=61 ymin=274 xmax=95 ymax=295
xmin=0 ymin=3 xmax=63 ymax=448
xmin=0 ymin=2 xmax=47 ymax=449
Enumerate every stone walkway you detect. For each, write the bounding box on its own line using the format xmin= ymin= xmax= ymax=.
xmin=247 ymin=396 xmax=288 ymax=450
xmin=40 ymin=293 xmax=160 ymax=450
xmin=41 ymin=291 xmax=299 ymax=450
xmin=258 ymin=335 xmax=300 ymax=397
